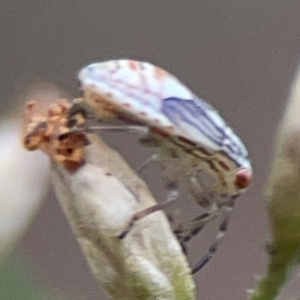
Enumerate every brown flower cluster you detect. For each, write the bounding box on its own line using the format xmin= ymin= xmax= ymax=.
xmin=22 ymin=99 xmax=90 ymax=171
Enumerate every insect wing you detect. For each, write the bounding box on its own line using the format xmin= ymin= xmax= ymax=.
xmin=78 ymin=60 xmax=251 ymax=170
xmin=162 ymin=97 xmax=251 ymax=169
xmin=78 ymin=60 xmax=196 ymax=133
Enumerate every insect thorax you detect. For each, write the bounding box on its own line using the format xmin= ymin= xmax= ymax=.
xmin=146 ymin=130 xmax=241 ymax=209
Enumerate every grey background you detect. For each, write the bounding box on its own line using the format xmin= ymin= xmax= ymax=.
xmin=2 ymin=1 xmax=300 ymax=299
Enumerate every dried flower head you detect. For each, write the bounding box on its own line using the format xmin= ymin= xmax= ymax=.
xmin=22 ymin=99 xmax=90 ymax=171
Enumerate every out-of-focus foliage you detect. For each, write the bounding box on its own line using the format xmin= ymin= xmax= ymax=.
xmin=0 ymin=252 xmax=72 ymax=300
xmin=0 ymin=119 xmax=50 ymax=259
xmin=250 ymin=67 xmax=300 ymax=300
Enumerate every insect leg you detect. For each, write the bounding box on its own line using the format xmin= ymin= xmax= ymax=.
xmin=89 ymin=125 xmax=148 ymax=135
xmin=118 ymin=178 xmax=179 ymax=239
xmin=174 ymin=207 xmax=219 ymax=243
xmin=136 ymin=134 xmax=163 ymax=172
xmin=118 ymin=198 xmax=177 ymax=239
xmin=136 ymin=154 xmax=159 ymax=172
xmin=191 ymin=203 xmax=234 ymax=274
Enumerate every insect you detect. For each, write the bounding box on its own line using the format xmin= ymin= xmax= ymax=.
xmin=74 ymin=59 xmax=253 ymax=274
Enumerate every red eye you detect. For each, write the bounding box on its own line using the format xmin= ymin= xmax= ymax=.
xmin=235 ymin=168 xmax=253 ymax=189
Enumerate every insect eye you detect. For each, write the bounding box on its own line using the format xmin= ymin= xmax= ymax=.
xmin=234 ymin=168 xmax=253 ymax=190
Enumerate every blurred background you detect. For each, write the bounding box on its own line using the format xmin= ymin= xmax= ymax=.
xmin=1 ymin=1 xmax=300 ymax=299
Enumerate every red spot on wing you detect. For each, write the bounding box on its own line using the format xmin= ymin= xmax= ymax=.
xmin=151 ymin=126 xmax=170 ymax=138
xmin=128 ymin=60 xmax=139 ymax=70
xmin=122 ymin=103 xmax=131 ymax=108
xmin=154 ymin=67 xmax=167 ymax=80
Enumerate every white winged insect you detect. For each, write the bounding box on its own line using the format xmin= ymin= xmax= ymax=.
xmin=73 ymin=59 xmax=253 ymax=274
